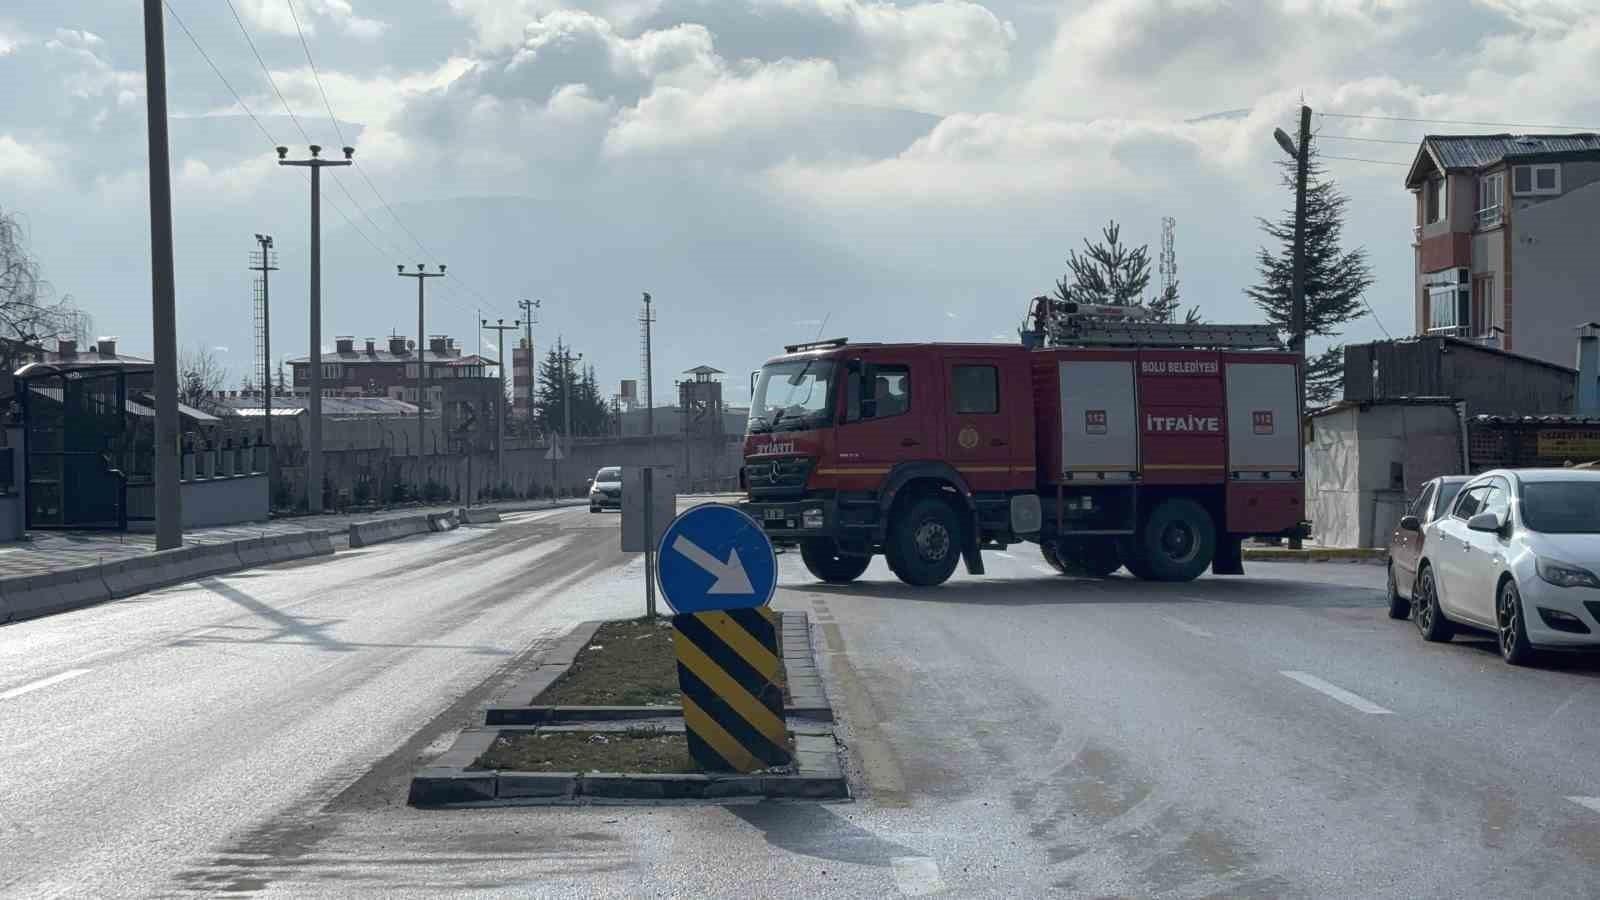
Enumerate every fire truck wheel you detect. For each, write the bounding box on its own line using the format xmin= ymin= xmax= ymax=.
xmin=886 ymin=496 xmax=963 ymax=587
xmin=1058 ymin=538 xmax=1122 ymax=577
xmin=1136 ymin=499 xmax=1216 ymax=582
xmin=800 ymin=539 xmax=871 ymax=584
xmin=1039 ymin=541 xmax=1067 ymax=574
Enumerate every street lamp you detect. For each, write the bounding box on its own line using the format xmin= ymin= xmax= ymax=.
xmin=1273 ymin=111 xmax=1310 ymax=355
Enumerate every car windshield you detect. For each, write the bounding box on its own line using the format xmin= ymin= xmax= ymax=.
xmin=748 ymin=359 xmax=836 ymax=434
xmin=1435 ymin=482 xmax=1463 ymax=518
xmin=595 ymin=468 xmax=621 ymax=482
xmin=1519 ymin=481 xmax=1600 ymax=534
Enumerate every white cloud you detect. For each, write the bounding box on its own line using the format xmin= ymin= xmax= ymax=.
xmin=236 ymin=0 xmax=388 ymax=40
xmin=0 ymin=135 xmax=55 ymax=183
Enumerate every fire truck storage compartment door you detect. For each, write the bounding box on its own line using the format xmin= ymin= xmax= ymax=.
xmin=1224 ymin=361 xmax=1299 ymax=474
xmin=1059 ymin=359 xmax=1137 ymax=476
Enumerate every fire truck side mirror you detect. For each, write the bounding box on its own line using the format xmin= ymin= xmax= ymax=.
xmin=843 ymin=358 xmax=863 ymax=422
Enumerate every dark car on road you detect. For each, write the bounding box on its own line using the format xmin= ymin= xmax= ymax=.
xmin=1387 ymin=475 xmax=1470 ymax=618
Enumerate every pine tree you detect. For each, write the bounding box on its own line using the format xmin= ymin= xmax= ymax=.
xmin=533 ymin=345 xmax=574 ymax=434
xmin=1147 ymin=282 xmax=1202 ymax=325
xmin=1053 ymin=221 xmax=1150 ymax=309
xmin=1246 ymin=143 xmax=1374 ymax=406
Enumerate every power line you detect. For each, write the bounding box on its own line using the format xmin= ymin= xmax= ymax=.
xmin=224 ymin=0 xmax=311 ymax=145
xmin=1318 ymin=111 xmax=1599 ymax=132
xmin=162 ymin=1 xmax=278 ymax=147
xmin=1318 ymin=134 xmax=1416 ymax=145
xmin=1360 ymin=294 xmax=1392 ymax=339
xmin=279 ymin=0 xmax=512 ymax=320
xmin=1321 ymin=154 xmax=1408 ymax=166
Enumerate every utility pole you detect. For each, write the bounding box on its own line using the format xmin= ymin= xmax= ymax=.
xmin=250 ymin=234 xmax=278 ymax=454
xmin=518 ymin=299 xmax=540 ymax=435
xmin=1273 ymin=103 xmax=1313 ymax=549
xmin=143 ymin=0 xmax=181 ymax=549
xmin=481 ymin=317 xmax=520 ymax=487
xmin=641 ymin=292 xmax=655 ymax=440
xmin=557 ymin=339 xmax=582 ymax=497
xmin=278 ymin=143 xmax=353 ymax=513
xmin=398 ymin=264 xmax=446 ymax=494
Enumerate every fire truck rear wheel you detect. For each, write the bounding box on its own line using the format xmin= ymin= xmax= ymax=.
xmin=886 ymin=496 xmax=962 ymax=587
xmin=800 ymin=539 xmax=872 ymax=584
xmin=1134 ymin=498 xmax=1216 ymax=582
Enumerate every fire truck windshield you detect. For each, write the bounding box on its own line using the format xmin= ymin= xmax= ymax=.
xmin=748 ymin=359 xmax=836 ymax=434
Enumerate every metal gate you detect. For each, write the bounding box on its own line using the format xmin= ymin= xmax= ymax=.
xmin=21 ymin=368 xmax=129 ymax=530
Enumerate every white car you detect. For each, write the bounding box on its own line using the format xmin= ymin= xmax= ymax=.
xmin=1412 ymin=468 xmax=1600 ymax=665
xmin=588 ymin=466 xmax=622 ymax=513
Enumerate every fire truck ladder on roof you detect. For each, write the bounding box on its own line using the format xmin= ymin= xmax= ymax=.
xmin=1052 ymin=317 xmax=1283 ymax=349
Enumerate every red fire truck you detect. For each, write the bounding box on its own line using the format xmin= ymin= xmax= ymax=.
xmin=741 ymin=301 xmax=1305 ymax=586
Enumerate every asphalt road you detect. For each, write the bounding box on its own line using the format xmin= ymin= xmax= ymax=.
xmin=3 ymin=507 xmax=1598 ymax=898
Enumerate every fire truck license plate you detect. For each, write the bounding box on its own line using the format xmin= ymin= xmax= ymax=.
xmin=763 ymin=508 xmax=786 ymax=521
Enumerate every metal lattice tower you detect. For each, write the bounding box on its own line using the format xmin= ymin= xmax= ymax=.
xmin=1159 ymin=216 xmax=1176 ymax=300
xmin=248 ymin=239 xmax=277 ymax=393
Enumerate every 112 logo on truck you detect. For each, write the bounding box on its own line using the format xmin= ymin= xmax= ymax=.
xmin=1253 ymin=410 xmax=1275 ymax=435
xmin=1084 ymin=410 xmax=1108 ymax=435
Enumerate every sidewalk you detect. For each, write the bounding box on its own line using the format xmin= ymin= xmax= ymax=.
xmin=0 ymin=499 xmax=580 ymax=580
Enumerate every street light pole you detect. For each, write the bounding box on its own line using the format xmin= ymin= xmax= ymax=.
xmin=398 ymin=264 xmax=446 ymax=493
xmin=482 ymin=317 xmax=520 ymax=489
xmin=278 ymin=144 xmax=353 ymax=513
xmin=1274 ymin=104 xmax=1313 ymax=549
xmin=250 ymin=234 xmax=277 ymax=454
xmin=143 ymin=0 xmax=181 ymax=550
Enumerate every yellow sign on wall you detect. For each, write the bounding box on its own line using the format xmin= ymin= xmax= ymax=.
xmin=1536 ymin=430 xmax=1600 ymax=460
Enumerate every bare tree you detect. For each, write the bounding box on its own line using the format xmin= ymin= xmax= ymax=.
xmin=0 ymin=206 xmax=91 ymax=370
xmin=178 ymin=345 xmax=228 ymax=408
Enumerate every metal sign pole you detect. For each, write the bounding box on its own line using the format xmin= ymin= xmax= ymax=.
xmin=644 ymin=466 xmax=657 ymax=617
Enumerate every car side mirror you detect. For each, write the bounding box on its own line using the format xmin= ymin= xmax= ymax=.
xmin=1399 ymin=515 xmax=1421 ymax=532
xmin=1467 ymin=511 xmax=1504 ymax=533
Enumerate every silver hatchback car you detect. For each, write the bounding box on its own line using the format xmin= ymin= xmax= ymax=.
xmin=1412 ymin=469 xmax=1600 ymax=665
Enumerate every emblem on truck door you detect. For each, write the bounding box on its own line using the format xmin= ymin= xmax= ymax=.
xmin=1085 ymin=410 xmax=1108 ymax=435
xmin=1253 ymin=410 xmax=1275 ymax=435
xmin=958 ymin=426 xmax=980 ymax=449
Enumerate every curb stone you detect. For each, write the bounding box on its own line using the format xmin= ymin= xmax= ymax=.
xmin=409 ymin=611 xmax=851 ymax=806
xmin=1244 ymin=547 xmax=1387 ymax=563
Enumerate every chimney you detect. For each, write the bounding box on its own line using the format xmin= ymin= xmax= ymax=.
xmin=389 ymin=335 xmax=409 ymax=355
xmin=365 ymin=337 xmax=376 ymax=356
xmin=428 ymin=335 xmax=448 ymax=356
xmin=335 ymin=336 xmax=355 ymax=354
xmin=57 ymin=338 xmax=77 ymax=357
xmin=96 ymin=336 xmax=117 ymax=357
xmin=1579 ymin=322 xmax=1600 ymax=415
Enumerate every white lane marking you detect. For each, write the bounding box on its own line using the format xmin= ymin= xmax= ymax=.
xmin=891 ymin=857 xmax=946 ymax=896
xmin=1568 ymin=797 xmax=1600 ymax=815
xmin=1161 ymin=616 xmax=1214 ymax=638
xmin=1280 ymin=671 xmax=1393 ymax=715
xmin=993 ymin=551 xmax=1016 ymax=560
xmin=0 ymin=669 xmax=91 ymax=701
xmin=1033 ymin=565 xmax=1059 ymax=577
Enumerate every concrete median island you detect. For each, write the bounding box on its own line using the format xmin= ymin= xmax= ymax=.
xmin=409 ymin=612 xmax=847 ymax=806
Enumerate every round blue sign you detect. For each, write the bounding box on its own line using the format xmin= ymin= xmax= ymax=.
xmin=656 ymin=504 xmax=778 ymax=614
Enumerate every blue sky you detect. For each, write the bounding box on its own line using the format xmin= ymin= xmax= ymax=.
xmin=2 ymin=0 xmax=1596 ymax=402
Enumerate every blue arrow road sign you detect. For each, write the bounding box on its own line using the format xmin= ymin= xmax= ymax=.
xmin=656 ymin=504 xmax=777 ymax=614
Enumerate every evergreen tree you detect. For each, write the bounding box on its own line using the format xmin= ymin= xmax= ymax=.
xmin=1246 ymin=143 xmax=1374 ymax=406
xmin=1053 ymin=221 xmax=1150 ymax=309
xmin=533 ymin=345 xmax=574 ymax=434
xmin=1147 ymin=281 xmax=1202 ymax=325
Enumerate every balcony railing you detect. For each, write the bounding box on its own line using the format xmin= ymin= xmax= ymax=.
xmin=1475 ymin=204 xmax=1503 ymax=228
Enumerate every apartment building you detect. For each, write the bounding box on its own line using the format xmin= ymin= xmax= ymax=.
xmin=1406 ymin=134 xmax=1600 ymax=367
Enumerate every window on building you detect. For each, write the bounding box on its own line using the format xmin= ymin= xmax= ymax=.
xmin=1476 ymin=172 xmax=1503 ymax=226
xmin=1425 ymin=177 xmax=1445 ymax=223
xmin=405 ymin=363 xmax=418 ymax=379
xmin=321 ymin=363 xmax=341 ymax=380
xmin=1512 ymin=163 xmax=1560 ymax=196
xmin=1471 ymin=275 xmax=1496 ymax=337
xmin=1426 ymin=268 xmax=1470 ymax=334
xmin=951 ymin=365 xmax=999 ymax=414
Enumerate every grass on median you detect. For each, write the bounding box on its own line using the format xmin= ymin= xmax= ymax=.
xmin=472 ymin=728 xmax=696 ymax=774
xmin=532 ymin=615 xmax=792 ymax=707
xmin=535 ymin=618 xmax=682 ymax=706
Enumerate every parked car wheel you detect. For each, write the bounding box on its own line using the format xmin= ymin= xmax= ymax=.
xmin=1496 ymin=579 xmax=1537 ymax=666
xmin=1413 ymin=564 xmax=1455 ymax=642
xmin=1386 ymin=563 xmax=1410 ymax=620
xmin=885 ymin=496 xmax=962 ymax=587
xmin=800 ymin=539 xmax=871 ymax=584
